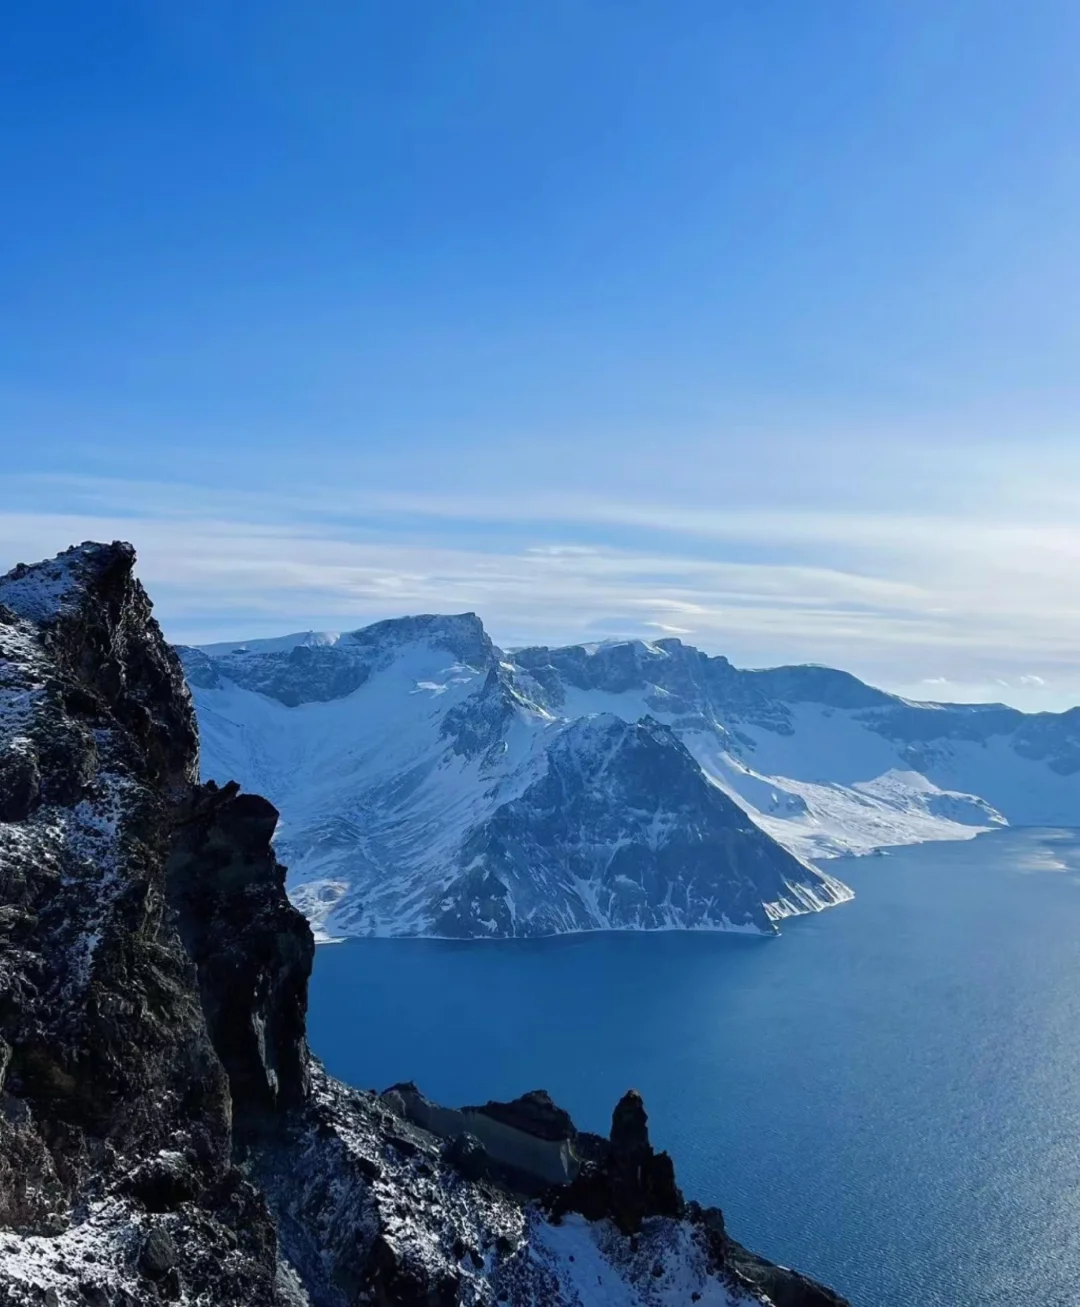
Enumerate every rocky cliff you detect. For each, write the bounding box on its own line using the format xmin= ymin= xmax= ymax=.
xmin=0 ymin=542 xmax=849 ymax=1307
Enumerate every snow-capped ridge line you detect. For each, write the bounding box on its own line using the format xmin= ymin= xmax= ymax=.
xmin=181 ymin=608 xmax=1079 ymax=940
xmin=182 ymin=619 xmax=849 ymax=938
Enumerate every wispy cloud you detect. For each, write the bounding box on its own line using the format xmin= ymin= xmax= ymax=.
xmin=643 ymin=621 xmax=695 ymax=635
xmin=1 ymin=471 xmax=1079 ymax=711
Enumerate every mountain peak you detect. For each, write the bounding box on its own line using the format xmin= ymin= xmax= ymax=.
xmin=197 ymin=629 xmax=343 ymax=657
xmin=178 ymin=610 xmax=497 ymax=708
xmin=343 ymin=610 xmax=492 ymax=664
xmin=0 ymin=539 xmax=137 ymax=624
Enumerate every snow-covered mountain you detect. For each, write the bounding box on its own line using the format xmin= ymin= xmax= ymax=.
xmin=176 ymin=617 xmax=849 ymax=940
xmin=177 ymin=615 xmax=1080 ymax=941
xmin=508 ymin=638 xmax=1080 ymax=857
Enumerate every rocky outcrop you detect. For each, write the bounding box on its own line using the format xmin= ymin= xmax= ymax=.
xmin=0 ymin=542 xmax=282 ymax=1304
xmin=0 ymin=543 xmax=850 ymax=1307
xmin=552 ymin=1090 xmax=685 ymax=1235
xmin=165 ymin=780 xmax=314 ymax=1137
xmin=379 ymin=1083 xmax=582 ymax=1193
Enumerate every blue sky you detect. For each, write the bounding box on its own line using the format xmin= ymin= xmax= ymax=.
xmin=3 ymin=2 xmax=1080 ymax=708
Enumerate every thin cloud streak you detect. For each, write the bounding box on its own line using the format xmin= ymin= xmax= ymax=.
xmin=1 ymin=472 xmax=1079 ymax=712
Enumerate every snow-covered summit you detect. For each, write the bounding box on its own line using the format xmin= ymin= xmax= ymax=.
xmin=0 ymin=539 xmax=138 ymax=624
xmin=178 ymin=612 xmax=495 ymax=708
xmin=198 ymin=629 xmax=345 ymax=656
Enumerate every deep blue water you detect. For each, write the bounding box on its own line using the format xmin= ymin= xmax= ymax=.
xmin=307 ymin=829 xmax=1080 ymax=1307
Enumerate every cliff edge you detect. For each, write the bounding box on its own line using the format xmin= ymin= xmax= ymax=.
xmin=0 ymin=542 xmax=848 ymax=1307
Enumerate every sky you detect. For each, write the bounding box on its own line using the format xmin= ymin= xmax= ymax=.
xmin=3 ymin=2 xmax=1080 ymax=711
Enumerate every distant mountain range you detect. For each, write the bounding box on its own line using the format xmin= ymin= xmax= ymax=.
xmin=176 ymin=616 xmax=1080 ymax=940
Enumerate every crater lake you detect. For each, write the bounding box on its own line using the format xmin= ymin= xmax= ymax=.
xmin=307 ymin=828 xmax=1080 ymax=1307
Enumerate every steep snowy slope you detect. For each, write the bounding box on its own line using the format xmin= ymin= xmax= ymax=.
xmin=511 ymin=638 xmax=1079 ymax=857
xmin=177 ymin=620 xmax=848 ymax=940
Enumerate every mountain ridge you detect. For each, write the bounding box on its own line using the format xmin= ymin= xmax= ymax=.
xmin=187 ymin=617 xmax=1080 ymax=726
xmin=177 ymin=615 xmax=854 ymax=941
xmin=177 ymin=611 xmax=1078 ymax=942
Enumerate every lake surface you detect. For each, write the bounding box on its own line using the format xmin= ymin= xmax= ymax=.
xmin=307 ymin=828 xmax=1080 ymax=1307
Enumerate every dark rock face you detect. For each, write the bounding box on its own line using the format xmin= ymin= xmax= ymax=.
xmin=0 ymin=542 xmax=282 ymax=1303
xmin=552 ymin=1090 xmax=684 ymax=1235
xmin=1 ymin=541 xmax=199 ymax=795
xmin=139 ymin=1225 xmax=178 ymax=1278
xmin=470 ymin=1090 xmax=575 ymax=1144
xmin=608 ymin=1090 xmax=684 ymax=1233
xmin=0 ymin=739 xmax=41 ymax=822
xmin=0 ymin=543 xmax=850 ymax=1307
xmin=166 ymin=780 xmax=315 ymax=1137
xmin=726 ymin=1241 xmax=854 ymax=1307
xmin=435 ymin=714 xmax=833 ymax=937
xmin=440 ymin=665 xmax=524 ymax=762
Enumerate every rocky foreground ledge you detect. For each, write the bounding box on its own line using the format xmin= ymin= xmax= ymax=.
xmin=0 ymin=542 xmax=850 ymax=1307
